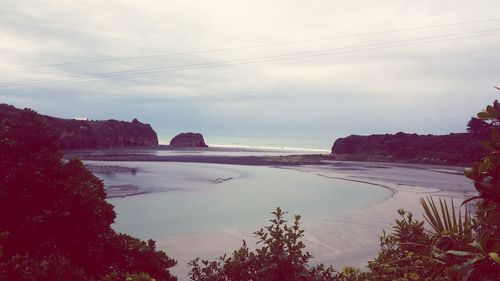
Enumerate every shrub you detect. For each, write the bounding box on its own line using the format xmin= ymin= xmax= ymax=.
xmin=0 ymin=108 xmax=176 ymax=280
xmin=189 ymin=207 xmax=347 ymax=281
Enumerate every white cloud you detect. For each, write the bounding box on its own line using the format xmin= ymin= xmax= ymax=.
xmin=1 ymin=0 xmax=500 ymax=147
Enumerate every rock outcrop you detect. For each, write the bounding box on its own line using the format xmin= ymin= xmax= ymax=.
xmin=169 ymin=132 xmax=208 ymax=148
xmin=331 ymin=132 xmax=486 ymax=165
xmin=0 ymin=104 xmax=158 ymax=149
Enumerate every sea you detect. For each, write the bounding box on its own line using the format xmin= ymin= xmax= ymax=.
xmin=156 ymin=133 xmax=336 ymax=153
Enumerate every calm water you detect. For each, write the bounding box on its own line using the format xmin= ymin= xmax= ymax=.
xmin=75 ymin=147 xmax=327 ymax=157
xmin=89 ymin=161 xmax=391 ymax=240
xmin=157 ymin=133 xmax=336 ymax=151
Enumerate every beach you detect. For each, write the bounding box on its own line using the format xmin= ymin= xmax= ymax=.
xmin=157 ymin=162 xmax=472 ymax=279
xmin=72 ymin=148 xmax=476 ymax=280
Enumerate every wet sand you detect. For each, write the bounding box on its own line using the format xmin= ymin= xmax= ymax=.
xmin=77 ymin=150 xmax=475 ymax=280
xmin=155 ymin=161 xmax=474 ymax=280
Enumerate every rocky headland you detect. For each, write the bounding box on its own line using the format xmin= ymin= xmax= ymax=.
xmin=0 ymin=103 xmax=158 ymax=149
xmin=331 ymin=131 xmax=486 ymax=166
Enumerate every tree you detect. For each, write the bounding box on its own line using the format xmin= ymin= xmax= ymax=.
xmin=368 ymin=100 xmax=500 ymax=280
xmin=367 ymin=209 xmax=447 ymax=280
xmin=188 ymin=207 xmax=354 ymax=281
xmin=460 ymin=100 xmax=500 ymax=278
xmin=466 ymin=117 xmax=492 ymax=135
xmin=0 ymin=108 xmax=177 ymax=280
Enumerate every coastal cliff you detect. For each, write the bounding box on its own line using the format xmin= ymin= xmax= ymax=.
xmin=331 ymin=132 xmax=487 ymax=165
xmin=0 ymin=104 xmax=158 ymax=149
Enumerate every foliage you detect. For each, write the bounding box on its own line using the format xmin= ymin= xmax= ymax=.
xmin=367 ymin=99 xmax=500 ymax=280
xmin=0 ymin=108 xmax=176 ymax=280
xmin=187 ymin=99 xmax=500 ymax=281
xmin=367 ymin=209 xmax=447 ymax=280
xmin=420 ymin=197 xmax=472 ymax=239
xmin=368 ymin=99 xmax=500 ymax=280
xmin=101 ymin=271 xmax=156 ymax=281
xmin=466 ymin=117 xmax=492 ymax=136
xmin=0 ymin=103 xmax=158 ymax=149
xmin=4 ymin=98 xmax=500 ymax=281
xmin=464 ymin=100 xmax=500 ymax=204
xmin=331 ymin=131 xmax=487 ymax=166
xmin=459 ymin=99 xmax=500 ymax=279
xmin=189 ymin=207 xmax=350 ymax=281
xmin=1 ymin=252 xmax=86 ymax=281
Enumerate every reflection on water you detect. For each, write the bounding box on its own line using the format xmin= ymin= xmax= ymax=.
xmin=73 ymin=146 xmax=328 ymax=157
xmin=88 ymin=161 xmax=391 ymax=240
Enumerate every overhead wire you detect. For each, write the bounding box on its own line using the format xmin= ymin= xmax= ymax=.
xmin=5 ymin=17 xmax=500 ymax=71
xmin=1 ymin=26 xmax=500 ymax=87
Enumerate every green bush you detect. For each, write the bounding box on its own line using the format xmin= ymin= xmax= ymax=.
xmin=0 ymin=108 xmax=176 ymax=280
xmin=188 ymin=207 xmax=354 ymax=281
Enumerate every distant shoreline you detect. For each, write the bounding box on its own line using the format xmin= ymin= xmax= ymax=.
xmin=65 ymin=146 xmax=470 ymax=168
xmin=64 ymin=144 xmax=329 ymax=153
xmin=70 ymin=153 xmax=330 ymax=166
xmin=77 ymin=146 xmax=468 ymax=201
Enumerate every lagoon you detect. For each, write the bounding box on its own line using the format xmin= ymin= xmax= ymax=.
xmin=88 ymin=161 xmax=392 ymax=240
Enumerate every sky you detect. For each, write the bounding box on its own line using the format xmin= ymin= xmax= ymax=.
xmin=1 ymin=0 xmax=500 ymax=149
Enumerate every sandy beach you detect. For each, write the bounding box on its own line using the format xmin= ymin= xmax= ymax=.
xmin=149 ymin=161 xmax=474 ymax=280
xmin=75 ymin=149 xmax=476 ymax=280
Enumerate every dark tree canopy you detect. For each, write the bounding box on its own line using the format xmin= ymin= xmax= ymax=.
xmin=466 ymin=117 xmax=492 ymax=135
xmin=0 ymin=108 xmax=176 ymax=281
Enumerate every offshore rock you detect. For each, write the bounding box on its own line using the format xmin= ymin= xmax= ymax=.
xmin=169 ymin=132 xmax=208 ymax=148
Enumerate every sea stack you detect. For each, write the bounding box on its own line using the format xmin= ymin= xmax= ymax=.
xmin=169 ymin=132 xmax=208 ymax=147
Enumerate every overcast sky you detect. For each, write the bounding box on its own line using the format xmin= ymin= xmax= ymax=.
xmin=1 ymin=0 xmax=500 ymax=148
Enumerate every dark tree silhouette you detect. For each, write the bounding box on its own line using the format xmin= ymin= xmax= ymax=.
xmin=0 ymin=108 xmax=176 ymax=281
xmin=466 ymin=117 xmax=492 ymax=135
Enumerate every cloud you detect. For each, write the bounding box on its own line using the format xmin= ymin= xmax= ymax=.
xmin=1 ymin=0 xmax=500 ymax=147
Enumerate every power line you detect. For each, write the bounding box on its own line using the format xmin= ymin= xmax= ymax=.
xmin=77 ymin=31 xmax=500 ymax=77
xmin=71 ymin=28 xmax=500 ymax=77
xmin=5 ymin=17 xmax=500 ymax=71
xmin=1 ymin=28 xmax=499 ymax=88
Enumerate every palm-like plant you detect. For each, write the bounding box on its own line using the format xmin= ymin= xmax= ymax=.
xmin=419 ymin=196 xmax=472 ymax=240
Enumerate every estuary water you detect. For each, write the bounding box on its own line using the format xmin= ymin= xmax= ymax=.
xmin=87 ymin=161 xmax=392 ymax=240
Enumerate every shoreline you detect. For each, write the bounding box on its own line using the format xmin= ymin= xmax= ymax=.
xmin=64 ymin=145 xmax=329 ymax=155
xmin=84 ymin=158 xmax=467 ymax=199
xmin=68 ymin=152 xmax=471 ymax=170
xmin=317 ymin=174 xmax=398 ymax=195
xmin=155 ymin=162 xmax=474 ymax=280
xmin=64 ymin=145 xmax=476 ymax=167
xmin=84 ymin=154 xmax=475 ymax=280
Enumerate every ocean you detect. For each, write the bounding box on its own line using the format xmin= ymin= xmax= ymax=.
xmin=157 ymin=133 xmax=336 ymax=152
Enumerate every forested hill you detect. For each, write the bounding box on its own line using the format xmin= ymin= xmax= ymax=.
xmin=0 ymin=104 xmax=158 ymax=149
xmin=331 ymin=132 xmax=488 ymax=166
